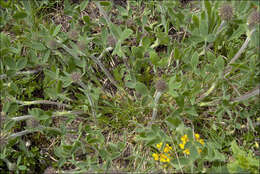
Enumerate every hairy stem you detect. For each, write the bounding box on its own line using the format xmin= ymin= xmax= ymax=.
xmin=224 ymin=28 xmax=256 ymax=77
xmin=198 ymin=28 xmax=256 ymax=103
xmin=150 ymin=91 xmax=162 ymax=124
xmin=77 ymin=81 xmax=97 ymax=124
xmin=231 ymin=86 xmax=259 ymax=103
xmin=8 ymin=130 xmax=37 ymax=139
xmin=13 ymin=99 xmax=71 ymax=108
xmin=0 ymin=69 xmax=42 ymax=80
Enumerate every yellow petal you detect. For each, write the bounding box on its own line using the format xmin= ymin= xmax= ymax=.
xmin=156 ymin=142 xmax=162 ymax=149
xmin=195 ymin=133 xmax=200 ymax=140
xmin=179 ymin=143 xmax=185 ymax=149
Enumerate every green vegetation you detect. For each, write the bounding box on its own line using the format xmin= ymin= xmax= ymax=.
xmin=0 ymin=0 xmax=259 ymax=173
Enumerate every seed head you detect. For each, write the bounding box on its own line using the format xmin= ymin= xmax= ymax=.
xmin=248 ymin=10 xmax=260 ymax=29
xmin=71 ymin=72 xmax=81 ymax=83
xmin=219 ymin=4 xmax=233 ymax=21
xmin=68 ymin=30 xmax=79 ymax=41
xmin=155 ymin=79 xmax=167 ymax=92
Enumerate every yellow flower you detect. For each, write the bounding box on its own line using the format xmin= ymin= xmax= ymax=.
xmin=199 ymin=138 xmax=204 ymax=145
xmin=156 ymin=142 xmax=162 ymax=150
xmin=163 ymin=144 xmax=172 ymax=153
xmin=181 ymin=134 xmax=189 ymax=144
xmin=179 ymin=143 xmax=185 ymax=149
xmin=160 ymin=154 xmax=170 ymax=163
xmin=152 ymin=153 xmax=159 ymax=161
xmin=183 ymin=149 xmax=190 ymax=155
xmin=195 ymin=133 xmax=200 ymax=141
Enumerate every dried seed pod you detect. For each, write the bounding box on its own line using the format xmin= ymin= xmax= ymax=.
xmin=219 ymin=4 xmax=233 ymax=21
xmin=68 ymin=29 xmax=79 ymax=41
xmin=248 ymin=10 xmax=260 ymax=29
xmin=71 ymin=72 xmax=81 ymax=83
xmin=155 ymin=79 xmax=167 ymax=92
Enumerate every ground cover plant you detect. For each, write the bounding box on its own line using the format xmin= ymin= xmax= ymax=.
xmin=0 ymin=0 xmax=259 ymax=173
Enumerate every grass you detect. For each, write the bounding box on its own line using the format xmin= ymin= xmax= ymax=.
xmin=0 ymin=0 xmax=259 ymax=173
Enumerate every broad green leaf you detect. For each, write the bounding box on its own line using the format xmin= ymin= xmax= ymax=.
xmin=191 ymin=52 xmax=199 ymax=70
xmin=113 ymin=42 xmax=125 ymax=57
xmin=135 ymin=82 xmax=149 ymax=96
xmin=190 ymin=145 xmax=200 ymax=161
xmin=18 ymin=165 xmax=27 ymax=170
xmin=166 ymin=116 xmax=181 ymax=128
xmin=192 ymin=15 xmax=200 ymax=28
xmin=174 ymin=47 xmax=180 ymax=60
xmin=0 ymin=0 xmax=11 ymax=8
xmin=80 ymin=0 xmax=89 ymax=11
xmin=204 ymin=0 xmax=212 ymax=18
xmin=45 ymin=70 xmax=58 ymax=80
xmin=13 ymin=11 xmax=27 ymax=20
xmin=30 ymin=42 xmax=46 ymax=51
xmin=120 ymin=28 xmax=133 ymax=41
xmin=83 ymin=15 xmax=91 ymax=24
xmin=42 ymin=50 xmax=51 ymax=63
xmin=175 ymin=96 xmax=184 ymax=109
xmin=125 ymin=81 xmax=136 ymax=88
xmin=29 ymin=108 xmax=49 ymax=120
xmin=4 ymin=57 xmax=16 ymax=69
xmin=109 ymin=23 xmax=121 ymax=40
xmin=200 ymin=12 xmax=208 ymax=37
xmin=206 ymin=34 xmax=216 ymax=42
xmin=149 ymin=50 xmax=160 ymax=65
xmin=141 ymin=36 xmax=152 ymax=48
xmin=117 ymin=5 xmax=128 ymax=17
xmin=214 ymin=149 xmax=226 ymax=161
xmin=16 ymin=57 xmax=27 ymax=70
xmin=169 ymin=76 xmax=182 ymax=90
xmin=185 ymin=107 xmax=198 ymax=117
xmin=169 ymin=76 xmax=181 ymax=97
xmin=100 ymin=1 xmax=111 ymax=6
xmin=189 ymin=35 xmax=204 ymax=44
xmin=215 ymin=56 xmax=225 ymax=71
xmin=156 ymin=32 xmax=169 ymax=45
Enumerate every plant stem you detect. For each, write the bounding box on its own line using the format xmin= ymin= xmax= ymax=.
xmin=231 ymin=85 xmax=259 ymax=103
xmin=198 ymin=28 xmax=256 ymax=103
xmin=77 ymin=81 xmax=97 ymax=124
xmin=224 ymin=28 xmax=256 ymax=77
xmin=0 ymin=69 xmax=42 ymax=80
xmin=151 ymin=91 xmax=162 ymax=123
xmin=8 ymin=130 xmax=37 ymax=139
xmin=13 ymin=99 xmax=71 ymax=108
xmin=89 ymin=54 xmax=119 ymax=88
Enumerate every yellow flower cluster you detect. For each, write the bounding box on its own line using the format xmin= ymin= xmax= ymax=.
xmin=152 ymin=143 xmax=173 ymax=163
xmin=195 ymin=133 xmax=204 ymax=145
xmin=179 ymin=133 xmax=205 ymax=155
xmin=179 ymin=134 xmax=190 ymax=155
xmin=152 ymin=133 xmax=205 ymax=163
